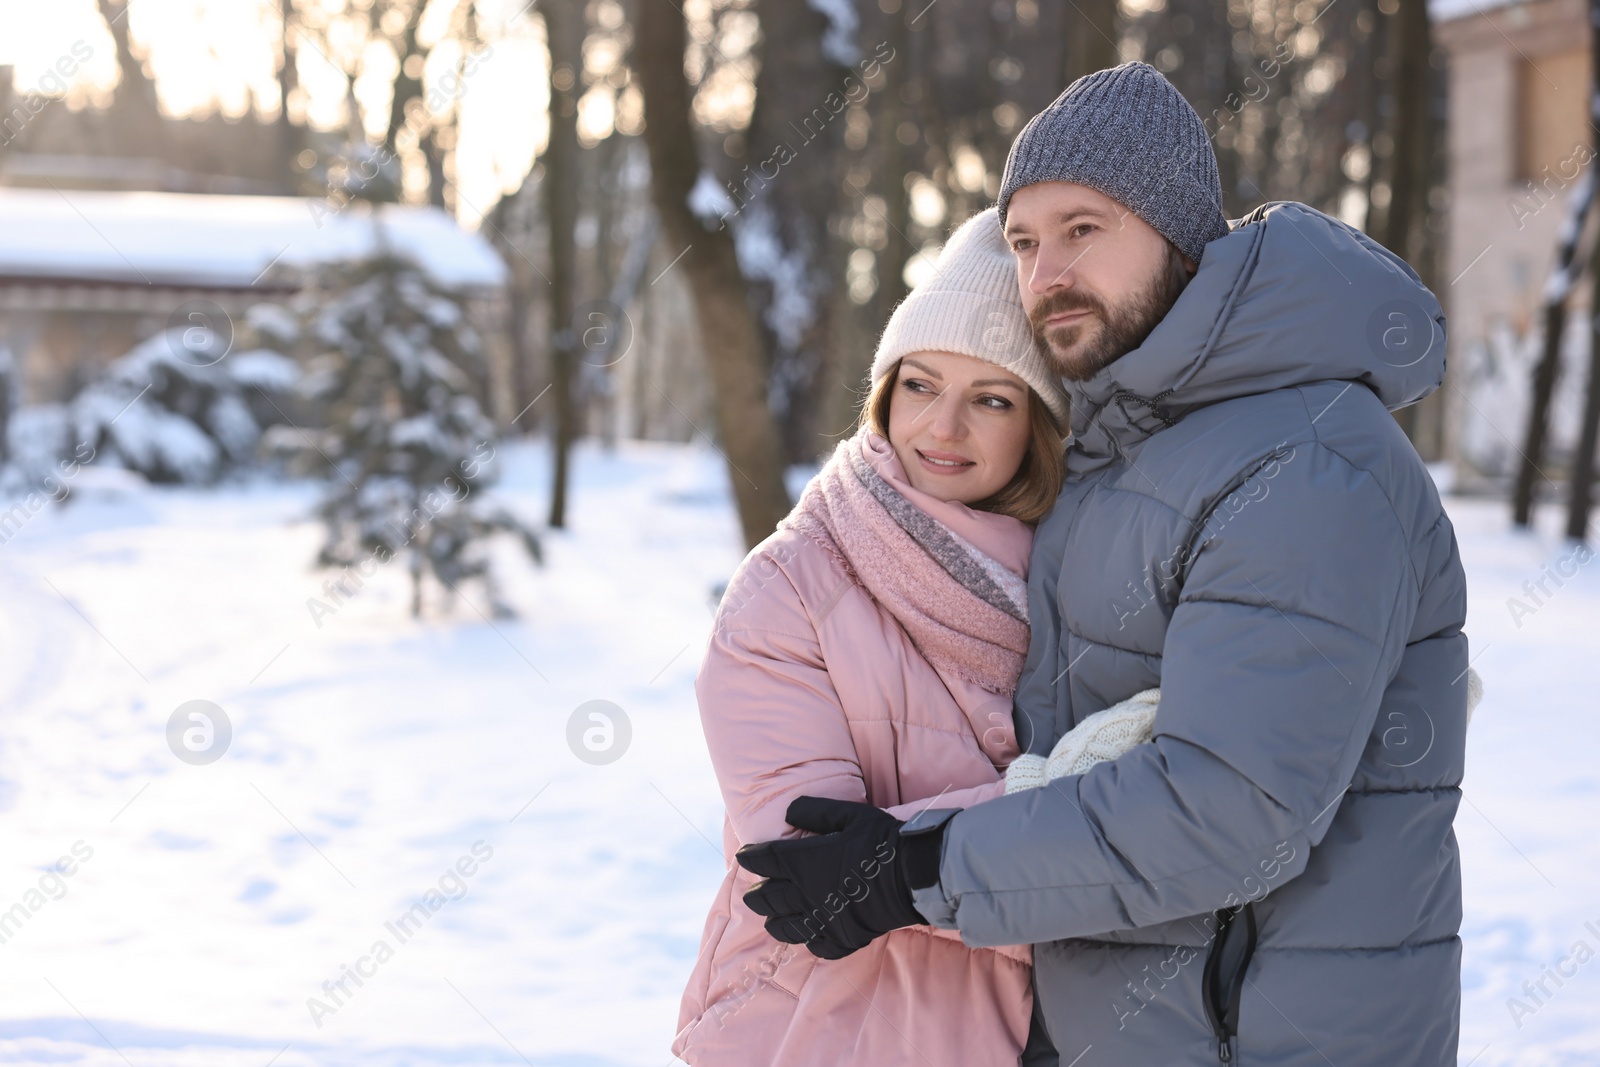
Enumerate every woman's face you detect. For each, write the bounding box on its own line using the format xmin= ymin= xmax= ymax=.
xmin=886 ymin=351 xmax=1033 ymax=505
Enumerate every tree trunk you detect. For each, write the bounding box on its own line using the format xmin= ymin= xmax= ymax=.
xmin=276 ymin=0 xmax=302 ymax=193
xmin=1379 ymin=0 xmax=1432 ymax=441
xmin=634 ymin=0 xmax=792 ymax=549
xmin=1513 ymin=176 xmax=1589 ymax=526
xmin=544 ymin=0 xmax=584 ymax=529
xmin=876 ymin=4 xmax=914 ymax=320
xmin=95 ymin=0 xmax=166 ymax=155
xmin=0 ymin=345 xmax=15 ymax=467
xmin=1374 ymin=0 xmax=1431 ymax=266
xmin=383 ymin=3 xmax=426 ymax=160
xmin=422 ymin=126 xmax=449 ymax=209
xmin=1567 ymin=222 xmax=1600 ymax=541
xmin=1564 ymin=0 xmax=1600 ymax=542
xmin=1568 ymin=348 xmax=1600 ymax=539
xmin=744 ymin=0 xmax=850 ymax=462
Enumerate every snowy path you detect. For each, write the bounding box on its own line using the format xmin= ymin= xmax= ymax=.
xmin=0 ymin=441 xmax=1595 ymax=1065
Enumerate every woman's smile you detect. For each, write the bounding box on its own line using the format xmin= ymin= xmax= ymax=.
xmin=915 ymin=447 xmax=976 ymax=473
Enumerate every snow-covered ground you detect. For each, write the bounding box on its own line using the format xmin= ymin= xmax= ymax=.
xmin=0 ymin=440 xmax=1595 ymax=1066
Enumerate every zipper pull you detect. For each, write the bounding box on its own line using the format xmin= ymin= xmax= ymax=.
xmin=1218 ymin=1037 xmax=1232 ymax=1062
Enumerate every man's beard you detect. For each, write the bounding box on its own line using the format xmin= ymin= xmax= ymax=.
xmin=1029 ymin=247 xmax=1192 ymax=382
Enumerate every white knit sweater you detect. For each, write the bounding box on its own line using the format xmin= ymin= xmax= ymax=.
xmin=1005 ymin=668 xmax=1485 ymax=794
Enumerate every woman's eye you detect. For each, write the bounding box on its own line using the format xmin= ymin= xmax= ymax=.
xmin=978 ymin=395 xmax=1014 ymax=410
xmin=901 ymin=378 xmax=932 ymax=394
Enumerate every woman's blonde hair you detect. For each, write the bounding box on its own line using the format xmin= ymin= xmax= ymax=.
xmin=860 ymin=358 xmax=1066 ymax=525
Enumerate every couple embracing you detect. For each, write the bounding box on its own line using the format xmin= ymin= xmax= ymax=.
xmin=674 ymin=62 xmax=1472 ymax=1067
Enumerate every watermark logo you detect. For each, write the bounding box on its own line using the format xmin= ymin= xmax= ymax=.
xmin=165 ymin=300 xmax=235 ymax=368
xmin=1377 ymin=705 xmax=1435 ymax=768
xmin=1506 ymin=542 xmax=1593 ymax=628
xmin=574 ymin=299 xmax=634 ymax=369
xmin=1365 ymin=299 xmax=1439 ymax=369
xmin=1506 ymin=919 xmax=1600 ymax=1029
xmin=0 ymin=840 xmax=94 ymax=946
xmin=567 ymin=700 xmax=631 ymax=766
xmin=307 ymin=841 xmax=494 ymax=1028
xmin=166 ymin=700 xmax=232 ymax=765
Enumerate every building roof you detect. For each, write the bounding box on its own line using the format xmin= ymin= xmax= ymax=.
xmin=0 ymin=187 xmax=509 ymax=291
xmin=1429 ymin=0 xmax=1521 ymax=23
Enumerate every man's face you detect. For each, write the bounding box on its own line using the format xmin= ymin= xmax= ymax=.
xmin=1004 ymin=182 xmax=1195 ymax=381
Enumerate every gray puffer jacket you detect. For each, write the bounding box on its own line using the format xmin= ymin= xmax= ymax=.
xmin=911 ymin=202 xmax=1469 ymax=1066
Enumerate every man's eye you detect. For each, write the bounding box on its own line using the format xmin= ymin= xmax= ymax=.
xmin=1071 ymin=224 xmax=1096 ymax=239
xmin=1010 ymin=239 xmax=1035 ymax=253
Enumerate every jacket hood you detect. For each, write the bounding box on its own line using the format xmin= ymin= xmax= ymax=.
xmin=1063 ymin=201 xmax=1446 ymax=470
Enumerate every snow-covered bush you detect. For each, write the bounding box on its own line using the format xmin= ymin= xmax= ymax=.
xmin=287 ymin=250 xmax=540 ymax=618
xmin=69 ymin=328 xmax=298 ymax=484
xmin=1 ymin=309 xmax=299 ymax=492
xmin=2 ymin=405 xmax=84 ymax=493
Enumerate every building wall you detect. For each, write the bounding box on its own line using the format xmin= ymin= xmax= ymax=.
xmin=1439 ymin=0 xmax=1593 ymax=482
xmin=0 ymin=285 xmax=279 ymax=406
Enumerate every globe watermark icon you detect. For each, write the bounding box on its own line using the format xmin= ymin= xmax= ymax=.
xmin=166 ymin=700 xmax=232 ymax=765
xmin=566 ymin=700 xmax=631 ymax=766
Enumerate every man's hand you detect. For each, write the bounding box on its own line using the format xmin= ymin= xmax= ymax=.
xmin=734 ymin=796 xmax=941 ymax=959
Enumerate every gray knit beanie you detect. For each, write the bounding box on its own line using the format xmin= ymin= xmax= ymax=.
xmin=872 ymin=208 xmax=1069 ymax=427
xmin=996 ymin=62 xmax=1230 ymax=263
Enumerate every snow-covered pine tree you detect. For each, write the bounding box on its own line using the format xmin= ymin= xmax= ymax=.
xmin=293 ymin=245 xmax=540 ymax=619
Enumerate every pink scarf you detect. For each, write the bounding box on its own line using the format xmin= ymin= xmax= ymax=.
xmin=781 ymin=430 xmax=1032 ymax=696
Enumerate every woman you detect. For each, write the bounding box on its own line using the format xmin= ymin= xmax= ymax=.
xmin=672 ymin=209 xmax=1070 ymax=1066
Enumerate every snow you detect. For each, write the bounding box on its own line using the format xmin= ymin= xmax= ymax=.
xmin=246 ymin=304 xmax=303 ymax=346
xmin=733 ymin=204 xmax=818 ymax=353
xmin=806 ymin=0 xmax=860 ymax=66
xmin=685 ymin=171 xmax=734 ymax=228
xmin=0 ymin=188 xmax=507 ymax=292
xmin=0 ymin=440 xmax=1596 ymax=1065
xmin=227 ymin=350 xmax=303 ymax=394
xmin=1429 ymin=0 xmax=1520 ymax=23
xmin=1456 ymin=315 xmax=1591 ymax=478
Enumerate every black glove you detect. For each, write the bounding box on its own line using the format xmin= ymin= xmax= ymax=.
xmin=734 ymin=796 xmax=946 ymax=959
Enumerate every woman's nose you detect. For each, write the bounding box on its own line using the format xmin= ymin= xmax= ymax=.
xmin=928 ymin=394 xmax=967 ymax=440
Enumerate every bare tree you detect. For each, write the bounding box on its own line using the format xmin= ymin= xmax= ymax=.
xmin=634 ymin=0 xmax=791 ymax=549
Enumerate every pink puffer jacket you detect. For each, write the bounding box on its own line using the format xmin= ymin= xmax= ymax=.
xmin=673 ymin=455 xmax=1035 ymax=1066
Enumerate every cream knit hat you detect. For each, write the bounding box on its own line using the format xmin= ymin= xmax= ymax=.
xmin=871 ymin=207 xmax=1069 ymax=427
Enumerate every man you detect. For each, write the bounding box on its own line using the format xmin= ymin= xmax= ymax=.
xmin=735 ymin=62 xmax=1469 ymax=1065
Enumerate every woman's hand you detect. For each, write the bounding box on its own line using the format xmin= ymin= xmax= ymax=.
xmin=735 ymin=796 xmax=935 ymax=959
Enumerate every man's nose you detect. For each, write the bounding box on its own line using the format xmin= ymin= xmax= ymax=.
xmin=1029 ymin=241 xmax=1078 ymax=297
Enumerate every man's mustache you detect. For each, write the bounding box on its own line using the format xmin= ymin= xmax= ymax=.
xmin=1029 ymin=290 xmax=1104 ymax=335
